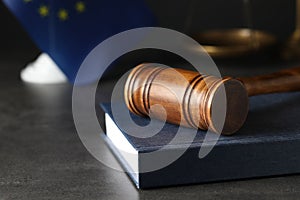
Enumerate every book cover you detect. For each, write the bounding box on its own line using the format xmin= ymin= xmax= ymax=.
xmin=101 ymin=92 xmax=300 ymax=189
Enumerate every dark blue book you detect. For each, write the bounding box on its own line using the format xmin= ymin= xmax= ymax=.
xmin=101 ymin=92 xmax=300 ymax=189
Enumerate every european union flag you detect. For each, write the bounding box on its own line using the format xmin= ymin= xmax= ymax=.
xmin=3 ymin=0 xmax=155 ymax=82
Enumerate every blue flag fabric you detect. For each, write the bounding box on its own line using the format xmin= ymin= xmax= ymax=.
xmin=3 ymin=0 xmax=155 ymax=82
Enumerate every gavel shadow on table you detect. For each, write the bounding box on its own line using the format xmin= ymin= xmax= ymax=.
xmin=124 ymin=63 xmax=300 ymax=135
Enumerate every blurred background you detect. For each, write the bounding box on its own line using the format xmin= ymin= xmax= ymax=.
xmin=0 ymin=0 xmax=297 ymax=73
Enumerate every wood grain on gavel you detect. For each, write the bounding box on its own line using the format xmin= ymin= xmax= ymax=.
xmin=124 ymin=64 xmax=300 ymax=135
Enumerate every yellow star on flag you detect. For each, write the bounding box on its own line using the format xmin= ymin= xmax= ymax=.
xmin=58 ymin=9 xmax=69 ymax=21
xmin=24 ymin=0 xmax=32 ymax=3
xmin=38 ymin=5 xmax=49 ymax=17
xmin=75 ymin=1 xmax=86 ymax=13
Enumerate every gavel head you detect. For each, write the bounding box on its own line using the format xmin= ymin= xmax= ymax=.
xmin=124 ymin=63 xmax=249 ymax=135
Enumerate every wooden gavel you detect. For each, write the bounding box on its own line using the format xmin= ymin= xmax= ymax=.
xmin=124 ymin=63 xmax=300 ymax=135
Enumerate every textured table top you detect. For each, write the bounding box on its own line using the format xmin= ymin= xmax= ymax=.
xmin=1 ymin=52 xmax=300 ymax=199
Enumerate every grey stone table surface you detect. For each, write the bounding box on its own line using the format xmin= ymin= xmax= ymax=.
xmin=1 ymin=53 xmax=300 ymax=200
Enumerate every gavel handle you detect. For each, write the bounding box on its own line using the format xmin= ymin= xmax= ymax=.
xmin=238 ymin=66 xmax=300 ymax=96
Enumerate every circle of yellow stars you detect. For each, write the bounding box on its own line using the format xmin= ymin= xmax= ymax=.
xmin=23 ymin=0 xmax=86 ymax=21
